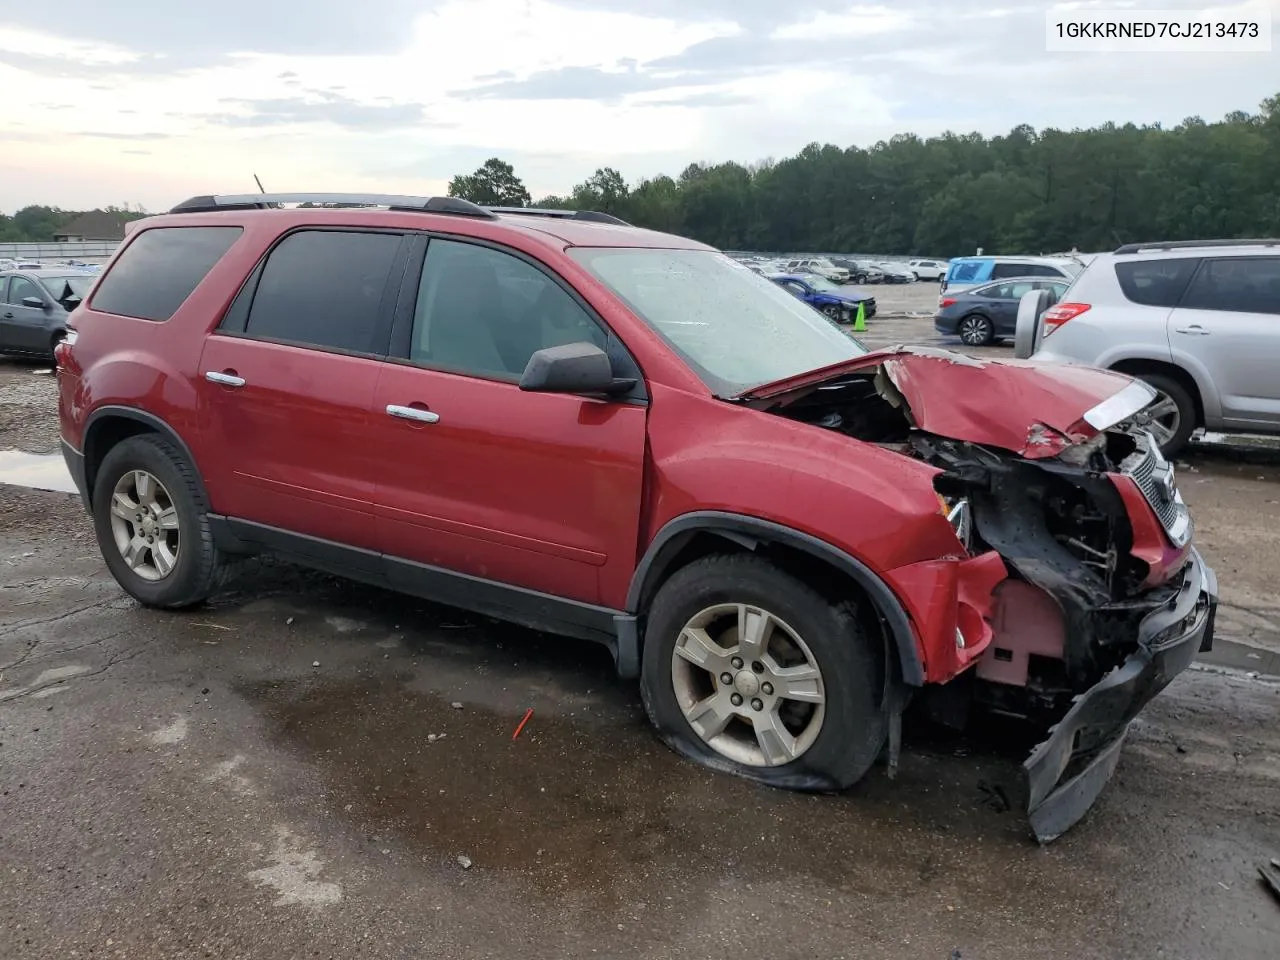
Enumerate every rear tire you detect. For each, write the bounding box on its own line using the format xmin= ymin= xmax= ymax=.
xmin=92 ymin=434 xmax=224 ymax=609
xmin=958 ymin=313 xmax=994 ymax=346
xmin=640 ymin=554 xmax=888 ymax=792
xmin=1134 ymin=373 xmax=1196 ymax=459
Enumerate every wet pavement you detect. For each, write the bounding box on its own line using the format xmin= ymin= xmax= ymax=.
xmin=2 ymin=354 xmax=1280 ymax=958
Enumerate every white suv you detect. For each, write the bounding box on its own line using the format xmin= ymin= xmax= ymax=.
xmin=1026 ymin=239 xmax=1280 ymax=457
xmin=907 ymin=258 xmax=949 ymax=280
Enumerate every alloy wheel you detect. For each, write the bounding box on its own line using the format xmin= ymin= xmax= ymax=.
xmin=108 ymin=469 xmax=181 ymax=581
xmin=1142 ymin=390 xmax=1182 ymax=449
xmin=670 ymin=602 xmax=826 ymax=767
xmin=959 ymin=315 xmax=992 ymax=346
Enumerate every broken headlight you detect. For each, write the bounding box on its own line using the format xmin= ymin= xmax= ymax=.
xmin=937 ymin=493 xmax=972 ymax=551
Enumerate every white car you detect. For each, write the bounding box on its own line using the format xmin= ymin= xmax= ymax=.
xmin=1023 ymin=239 xmax=1280 ymax=457
xmin=784 ymin=257 xmax=850 ymax=283
xmin=908 ymin=258 xmax=949 ymax=280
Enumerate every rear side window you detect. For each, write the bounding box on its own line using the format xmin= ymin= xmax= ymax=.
xmin=91 ymin=226 xmax=242 ymax=321
xmin=241 ymin=230 xmax=402 ymax=354
xmin=1179 ymin=257 xmax=1280 ymax=315
xmin=1114 ymin=258 xmax=1198 ymax=307
xmin=991 ymin=262 xmax=1059 ymax=280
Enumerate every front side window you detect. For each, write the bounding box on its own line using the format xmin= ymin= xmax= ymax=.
xmin=1180 ymin=257 xmax=1280 ymax=315
xmin=91 ymin=226 xmax=242 ymax=322
xmin=409 ymin=238 xmax=606 ymax=379
xmin=242 ymin=230 xmax=401 ymax=354
xmin=6 ymin=275 xmax=41 ymax=305
xmin=569 ymin=247 xmax=865 ymax=396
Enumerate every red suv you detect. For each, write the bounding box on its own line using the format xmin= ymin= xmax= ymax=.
xmin=55 ymin=193 xmax=1217 ymax=842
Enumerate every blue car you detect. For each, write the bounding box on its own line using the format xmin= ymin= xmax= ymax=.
xmin=767 ymin=273 xmax=876 ymax=324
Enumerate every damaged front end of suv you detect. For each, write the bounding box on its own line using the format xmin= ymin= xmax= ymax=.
xmin=743 ymin=346 xmax=1218 ymax=842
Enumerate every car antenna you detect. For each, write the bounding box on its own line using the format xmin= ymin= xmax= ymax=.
xmin=253 ymin=173 xmax=266 ymax=194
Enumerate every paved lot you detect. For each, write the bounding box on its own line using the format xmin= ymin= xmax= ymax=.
xmin=2 ymin=314 xmax=1279 ymax=959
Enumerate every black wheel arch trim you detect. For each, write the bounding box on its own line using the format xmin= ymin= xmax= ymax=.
xmin=627 ymin=511 xmax=925 ymax=686
xmin=82 ymin=406 xmax=210 ymax=505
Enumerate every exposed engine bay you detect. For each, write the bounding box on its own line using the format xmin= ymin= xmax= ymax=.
xmin=741 ymin=350 xmax=1215 ymax=843
xmin=750 ymin=367 xmax=1194 ymax=719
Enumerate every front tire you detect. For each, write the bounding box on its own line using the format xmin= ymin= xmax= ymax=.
xmin=640 ymin=554 xmax=888 ymax=792
xmin=92 ymin=434 xmax=224 ymax=609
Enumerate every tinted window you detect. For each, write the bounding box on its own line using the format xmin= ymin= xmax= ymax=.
xmin=243 ymin=230 xmax=401 ymax=354
xmin=6 ymin=275 xmax=41 ymax=305
xmin=1180 ymin=257 xmax=1280 ymax=315
xmin=950 ymin=261 xmax=986 ymax=282
xmin=91 ymin=226 xmax=242 ymax=321
xmin=990 ymin=262 xmax=1043 ymax=279
xmin=1115 ymin=258 xmax=1198 ymax=308
xmin=410 ymin=239 xmax=606 ymax=379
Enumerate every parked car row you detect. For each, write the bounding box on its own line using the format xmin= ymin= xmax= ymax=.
xmin=731 ymin=254 xmax=948 ymax=284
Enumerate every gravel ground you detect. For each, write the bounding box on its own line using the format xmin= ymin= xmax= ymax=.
xmin=1 ymin=334 xmax=1279 ymax=958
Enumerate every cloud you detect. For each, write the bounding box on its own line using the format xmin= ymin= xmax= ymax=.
xmin=0 ymin=48 xmax=229 ymax=79
xmin=202 ymin=94 xmax=434 ymax=131
xmin=1 ymin=0 xmax=430 ymax=59
xmin=452 ymin=64 xmax=669 ymax=102
xmin=77 ymin=131 xmax=172 ymax=140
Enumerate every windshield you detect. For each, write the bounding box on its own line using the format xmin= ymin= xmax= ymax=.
xmin=805 ymin=275 xmax=841 ymax=292
xmin=568 ymin=247 xmax=867 ymax=395
xmin=41 ymin=275 xmax=94 ymax=302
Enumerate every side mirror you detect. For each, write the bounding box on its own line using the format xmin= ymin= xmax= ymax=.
xmin=62 ymin=294 xmax=83 ymax=309
xmin=1013 ymin=289 xmax=1053 ymax=359
xmin=21 ymin=296 xmax=46 ymax=310
xmin=519 ymin=342 xmax=636 ymax=396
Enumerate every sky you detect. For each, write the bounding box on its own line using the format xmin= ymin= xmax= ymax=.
xmin=0 ymin=0 xmax=1276 ymax=213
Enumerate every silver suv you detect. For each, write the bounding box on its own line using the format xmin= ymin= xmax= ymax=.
xmin=1024 ymin=239 xmax=1280 ymax=457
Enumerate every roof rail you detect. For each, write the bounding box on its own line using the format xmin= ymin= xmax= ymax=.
xmin=168 ymin=193 xmax=498 ymax=219
xmin=1113 ymin=238 xmax=1280 ymax=255
xmin=485 ymin=206 xmax=631 ymax=226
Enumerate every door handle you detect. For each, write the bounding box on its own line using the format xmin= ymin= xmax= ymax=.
xmin=1174 ymin=325 xmax=1210 ymax=335
xmin=2 ymin=313 xmax=12 ymax=319
xmin=205 ymin=370 xmax=246 ymax=387
xmin=386 ymin=404 xmax=440 ymax=424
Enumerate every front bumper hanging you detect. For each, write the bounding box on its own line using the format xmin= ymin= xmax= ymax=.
xmin=1023 ymin=549 xmax=1217 ymax=843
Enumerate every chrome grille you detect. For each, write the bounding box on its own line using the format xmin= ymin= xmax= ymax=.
xmin=1120 ymin=434 xmax=1191 ymax=545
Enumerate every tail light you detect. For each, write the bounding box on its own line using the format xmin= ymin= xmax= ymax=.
xmin=1041 ymin=302 xmax=1091 ymax=338
xmin=939 ymin=298 xmax=956 ymax=308
xmin=54 ymin=328 xmax=77 ymax=368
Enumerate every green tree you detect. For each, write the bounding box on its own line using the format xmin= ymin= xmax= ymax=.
xmin=447 ymin=158 xmax=531 ymax=207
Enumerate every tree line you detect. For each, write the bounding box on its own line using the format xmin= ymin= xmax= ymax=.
xmin=448 ymin=93 xmax=1280 ymax=256
xmin=0 ymin=205 xmax=149 ymax=243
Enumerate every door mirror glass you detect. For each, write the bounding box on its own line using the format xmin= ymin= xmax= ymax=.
xmin=519 ymin=341 xmax=634 ymax=396
xmin=21 ymin=296 xmax=46 ymax=310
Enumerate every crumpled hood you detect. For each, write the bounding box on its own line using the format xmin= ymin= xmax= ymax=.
xmin=740 ymin=345 xmax=1155 ymax=458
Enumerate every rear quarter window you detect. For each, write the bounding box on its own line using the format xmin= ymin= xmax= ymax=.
xmin=90 ymin=225 xmax=243 ymax=322
xmin=1114 ymin=258 xmax=1199 ymax=308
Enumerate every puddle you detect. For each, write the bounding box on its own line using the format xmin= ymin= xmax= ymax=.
xmin=0 ymin=449 xmax=77 ymax=494
xmin=244 ymin=672 xmax=1048 ymax=911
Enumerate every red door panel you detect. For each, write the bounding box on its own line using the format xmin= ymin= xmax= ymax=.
xmin=197 ymin=335 xmax=381 ymax=550
xmin=370 ymin=363 xmax=647 ymax=605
